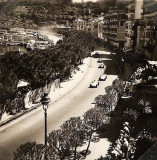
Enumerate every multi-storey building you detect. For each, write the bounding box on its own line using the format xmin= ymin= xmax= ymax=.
xmin=134 ymin=0 xmax=144 ymax=20
xmin=73 ymin=19 xmax=86 ymax=31
xmin=125 ymin=3 xmax=135 ymax=50
xmin=86 ymin=19 xmax=95 ymax=33
xmin=124 ymin=0 xmax=145 ymax=52
xmin=72 ymin=17 xmax=102 ymax=36
xmin=103 ymin=8 xmax=127 ymax=49
xmin=98 ymin=20 xmax=104 ymax=39
xmin=136 ymin=1 xmax=157 ymax=59
xmin=0 ymin=30 xmax=11 ymax=44
xmin=103 ymin=14 xmax=109 ymax=42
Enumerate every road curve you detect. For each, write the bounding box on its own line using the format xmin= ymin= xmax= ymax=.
xmin=0 ymin=57 xmax=117 ymax=160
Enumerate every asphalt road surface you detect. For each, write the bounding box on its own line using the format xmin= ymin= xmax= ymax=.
xmin=0 ymin=57 xmax=117 ymax=160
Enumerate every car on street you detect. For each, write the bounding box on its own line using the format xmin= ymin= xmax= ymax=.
xmin=95 ymin=52 xmax=99 ymax=55
xmin=97 ymin=59 xmax=102 ymax=63
xmin=98 ymin=64 xmax=105 ymax=68
xmin=99 ymin=74 xmax=107 ymax=81
xmin=89 ymin=80 xmax=99 ymax=88
xmin=121 ymin=95 xmax=132 ymax=99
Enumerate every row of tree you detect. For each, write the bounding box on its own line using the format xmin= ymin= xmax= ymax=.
xmin=14 ymin=78 xmax=123 ymax=160
xmin=14 ymin=107 xmax=109 ymax=160
xmin=96 ymin=87 xmax=157 ymax=159
xmin=0 ymin=30 xmax=94 ymax=119
xmin=94 ymin=78 xmax=125 ymax=112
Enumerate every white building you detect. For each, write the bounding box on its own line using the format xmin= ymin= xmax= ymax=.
xmin=73 ymin=19 xmax=86 ymax=31
xmin=125 ymin=3 xmax=135 ymax=50
xmin=135 ymin=0 xmax=144 ymax=20
xmin=98 ymin=21 xmax=104 ymax=39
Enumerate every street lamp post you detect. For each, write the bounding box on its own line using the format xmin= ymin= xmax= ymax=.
xmin=41 ymin=93 xmax=51 ymax=146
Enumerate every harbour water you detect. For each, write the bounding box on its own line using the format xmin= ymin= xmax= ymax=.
xmin=0 ymin=26 xmax=62 ymax=56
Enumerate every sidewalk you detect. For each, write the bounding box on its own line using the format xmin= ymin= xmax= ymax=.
xmin=78 ymin=138 xmax=110 ymax=160
xmin=0 ymin=57 xmax=91 ymax=128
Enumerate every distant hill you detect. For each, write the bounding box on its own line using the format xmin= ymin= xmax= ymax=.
xmin=0 ymin=0 xmax=72 ymax=17
xmin=0 ymin=0 xmax=19 ymax=15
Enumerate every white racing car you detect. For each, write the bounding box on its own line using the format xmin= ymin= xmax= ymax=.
xmin=97 ymin=59 xmax=102 ymax=63
xmin=98 ymin=64 xmax=105 ymax=68
xmin=89 ymin=80 xmax=99 ymax=88
xmin=99 ymin=74 xmax=107 ymax=81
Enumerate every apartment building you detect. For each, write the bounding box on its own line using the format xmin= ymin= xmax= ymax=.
xmin=72 ymin=17 xmax=102 ymax=36
xmin=86 ymin=20 xmax=95 ymax=33
xmin=98 ymin=20 xmax=104 ymax=39
xmin=125 ymin=3 xmax=135 ymax=50
xmin=0 ymin=29 xmax=11 ymax=44
xmin=103 ymin=15 xmax=109 ymax=42
xmin=102 ymin=8 xmax=127 ymax=49
xmin=136 ymin=1 xmax=157 ymax=59
xmin=73 ymin=19 xmax=86 ymax=31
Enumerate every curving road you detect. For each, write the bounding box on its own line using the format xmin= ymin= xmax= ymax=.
xmin=0 ymin=57 xmax=117 ymax=160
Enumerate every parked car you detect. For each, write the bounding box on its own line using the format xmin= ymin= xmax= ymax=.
xmin=99 ymin=74 xmax=107 ymax=81
xmin=121 ymin=95 xmax=132 ymax=99
xmin=97 ymin=59 xmax=102 ymax=63
xmin=95 ymin=52 xmax=99 ymax=55
xmin=98 ymin=64 xmax=105 ymax=68
xmin=89 ymin=80 xmax=99 ymax=88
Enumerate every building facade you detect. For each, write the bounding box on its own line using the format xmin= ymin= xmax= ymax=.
xmin=136 ymin=1 xmax=157 ymax=59
xmin=125 ymin=3 xmax=135 ymax=50
xmin=73 ymin=19 xmax=86 ymax=31
xmin=103 ymin=8 xmax=127 ymax=49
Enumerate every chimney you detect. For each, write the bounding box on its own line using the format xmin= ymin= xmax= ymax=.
xmin=135 ymin=0 xmax=144 ymax=19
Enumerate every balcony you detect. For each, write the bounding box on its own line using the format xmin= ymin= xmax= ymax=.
xmin=125 ymin=33 xmax=134 ymax=38
xmin=128 ymin=9 xmax=134 ymax=13
xmin=110 ymin=18 xmax=118 ymax=22
xmin=103 ymin=25 xmax=109 ymax=28
xmin=104 ymin=31 xmax=109 ymax=34
xmin=109 ymin=31 xmax=117 ymax=35
xmin=145 ymin=26 xmax=151 ymax=29
xmin=145 ymin=38 xmax=150 ymax=41
xmin=126 ymin=18 xmax=134 ymax=22
xmin=126 ymin=12 xmax=134 ymax=16
xmin=110 ymin=25 xmax=118 ymax=28
xmin=108 ymin=37 xmax=116 ymax=40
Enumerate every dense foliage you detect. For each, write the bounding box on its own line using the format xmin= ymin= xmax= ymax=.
xmin=13 ymin=63 xmax=157 ymax=159
xmin=0 ymin=30 xmax=94 ymax=117
xmin=14 ymin=142 xmax=45 ymax=160
xmin=14 ymin=107 xmax=109 ymax=160
xmin=13 ymin=76 xmax=127 ymax=160
xmin=97 ymin=92 xmax=157 ymax=159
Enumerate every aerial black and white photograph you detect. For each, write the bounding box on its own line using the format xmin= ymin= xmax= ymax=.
xmin=0 ymin=0 xmax=157 ymax=159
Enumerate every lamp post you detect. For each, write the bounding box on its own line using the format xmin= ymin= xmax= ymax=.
xmin=40 ymin=93 xmax=51 ymax=146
